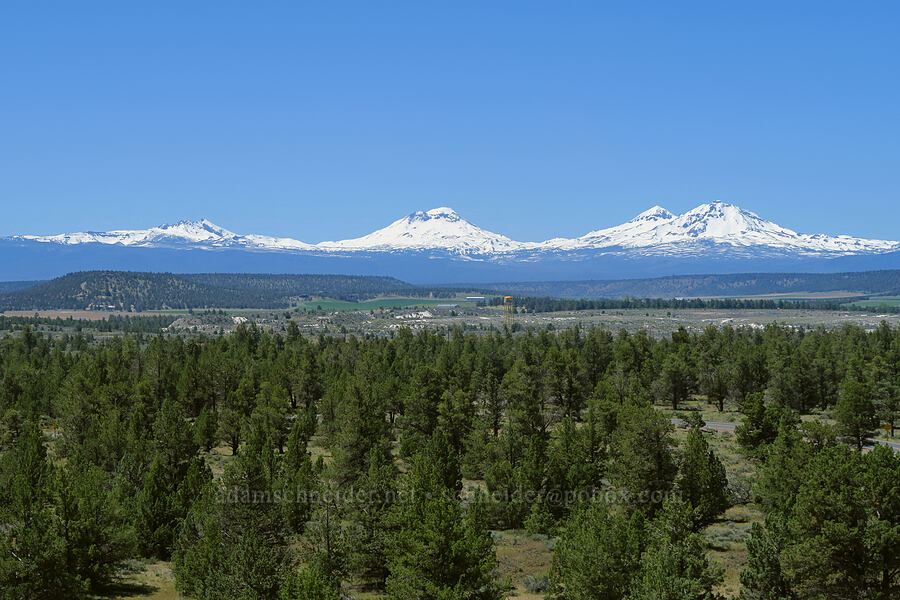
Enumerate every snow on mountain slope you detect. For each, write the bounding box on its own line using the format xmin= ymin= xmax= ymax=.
xmin=315 ymin=207 xmax=533 ymax=254
xmin=20 ymin=219 xmax=237 ymax=246
xmin=8 ymin=203 xmax=899 ymax=258
xmin=544 ymin=201 xmax=900 ymax=256
xmin=543 ymin=205 xmax=677 ymax=250
xmin=18 ymin=219 xmax=315 ymax=251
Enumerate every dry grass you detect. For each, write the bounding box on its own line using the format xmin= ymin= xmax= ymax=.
xmin=492 ymin=530 xmax=553 ymax=599
xmin=107 ymin=561 xmax=180 ymax=600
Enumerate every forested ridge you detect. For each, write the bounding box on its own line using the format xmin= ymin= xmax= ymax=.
xmin=1 ymin=321 xmax=899 ymax=599
xmin=0 ymin=281 xmax=41 ymax=294
xmin=482 ymin=269 xmax=900 ymax=299
xmin=491 ymin=295 xmax=853 ymax=313
xmin=0 ymin=271 xmax=459 ymax=311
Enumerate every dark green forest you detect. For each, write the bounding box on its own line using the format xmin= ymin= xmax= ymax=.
xmin=0 ymin=271 xmax=459 ymax=312
xmin=1 ymin=321 xmax=899 ymax=599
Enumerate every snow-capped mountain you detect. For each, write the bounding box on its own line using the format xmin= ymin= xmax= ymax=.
xmin=7 ymin=202 xmax=900 ymax=264
xmin=17 ymin=219 xmax=315 ymax=251
xmin=316 ymin=207 xmax=532 ymax=254
xmin=542 ymin=202 xmax=900 ymax=256
xmin=543 ymin=205 xmax=677 ymax=250
xmin=4 ymin=201 xmax=900 ymax=282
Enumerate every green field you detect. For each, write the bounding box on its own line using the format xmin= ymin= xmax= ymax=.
xmin=844 ymin=296 xmax=900 ymax=308
xmin=295 ymin=297 xmax=477 ymax=311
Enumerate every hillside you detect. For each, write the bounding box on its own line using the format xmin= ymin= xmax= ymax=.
xmin=0 ymin=280 xmax=42 ymax=293
xmin=482 ymin=270 xmax=900 ymax=299
xmin=0 ymin=271 xmax=455 ymax=311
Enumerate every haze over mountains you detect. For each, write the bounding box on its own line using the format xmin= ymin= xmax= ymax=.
xmin=4 ymin=201 xmax=900 ymax=282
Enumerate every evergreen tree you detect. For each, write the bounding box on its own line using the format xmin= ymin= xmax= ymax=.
xmin=173 ymin=427 xmax=289 ymax=599
xmin=385 ymin=447 xmax=500 ymax=600
xmin=782 ymin=444 xmax=900 ymax=599
xmin=835 ymin=379 xmax=878 ymax=450
xmin=135 ymin=453 xmax=179 ymax=558
xmin=652 ymin=352 xmax=693 ymax=410
xmin=304 ymin=484 xmax=353 ymax=596
xmin=677 ymin=427 xmax=730 ymax=529
xmin=0 ymin=424 xmax=74 ymax=599
xmin=330 ymin=373 xmax=392 ymax=486
xmin=350 ymin=446 xmax=398 ymax=588
xmin=735 ymin=392 xmax=797 ymax=457
xmin=628 ymin=497 xmax=723 ymax=600
xmin=608 ymin=405 xmax=677 ymax=515
xmin=252 ymin=381 xmax=291 ymax=453
xmin=738 ymin=517 xmax=794 ymax=600
xmin=277 ymin=419 xmax=319 ymax=535
xmin=193 ymin=404 xmax=218 ymax=452
xmin=549 ymin=500 xmax=646 ymax=600
xmin=54 ymin=456 xmax=137 ymax=593
xmin=280 ymin=564 xmax=337 ymax=600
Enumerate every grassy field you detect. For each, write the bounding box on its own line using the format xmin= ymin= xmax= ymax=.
xmin=844 ymin=295 xmax=900 ymax=308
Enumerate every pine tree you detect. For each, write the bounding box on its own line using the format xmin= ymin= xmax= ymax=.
xmin=735 ymin=392 xmax=797 ymax=456
xmin=549 ymin=500 xmax=646 ymax=599
xmin=350 ymin=446 xmax=398 ymax=588
xmin=135 ymin=453 xmax=178 ymax=558
xmin=330 ymin=374 xmax=392 ymax=486
xmin=280 ymin=564 xmax=337 ymax=600
xmin=277 ymin=419 xmax=319 ymax=535
xmin=835 ymin=379 xmax=878 ymax=450
xmin=193 ymin=404 xmax=218 ymax=452
xmin=0 ymin=424 xmax=75 ymax=599
xmin=738 ymin=517 xmax=794 ymax=600
xmin=173 ymin=426 xmax=289 ymax=599
xmin=54 ymin=456 xmax=137 ymax=593
xmin=677 ymin=428 xmax=730 ymax=529
xmin=628 ymin=497 xmax=723 ymax=600
xmin=385 ymin=446 xmax=500 ymax=600
xmin=252 ymin=381 xmax=290 ymax=453
xmin=608 ymin=405 xmax=677 ymax=515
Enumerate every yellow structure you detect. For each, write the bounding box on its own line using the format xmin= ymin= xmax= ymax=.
xmin=503 ymin=295 xmax=515 ymax=328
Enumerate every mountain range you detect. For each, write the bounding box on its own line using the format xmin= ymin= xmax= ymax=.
xmin=3 ymin=202 xmax=900 ymax=282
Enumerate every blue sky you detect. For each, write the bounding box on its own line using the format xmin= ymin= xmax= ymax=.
xmin=1 ymin=2 xmax=898 ymax=242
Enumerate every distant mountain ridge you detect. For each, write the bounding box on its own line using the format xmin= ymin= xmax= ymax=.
xmin=4 ymin=202 xmax=900 ymax=282
xmin=4 ymin=269 xmax=900 ymax=311
xmin=12 ymin=201 xmax=899 ymax=257
xmin=0 ymin=272 xmax=456 ymax=312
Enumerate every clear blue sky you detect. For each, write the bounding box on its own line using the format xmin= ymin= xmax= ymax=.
xmin=2 ymin=1 xmax=898 ymax=242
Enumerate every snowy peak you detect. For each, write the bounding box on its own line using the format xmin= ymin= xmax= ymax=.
xmin=316 ymin=207 xmax=529 ymax=254
xmin=632 ymin=205 xmax=676 ymax=223
xmin=20 ymin=219 xmax=239 ymax=247
xmin=141 ymin=219 xmax=239 ymax=244
xmin=415 ymin=207 xmax=462 ymax=220
xmin=543 ymin=204 xmax=676 ymax=249
xmin=671 ymin=201 xmax=778 ymax=238
xmin=9 ymin=202 xmax=900 ymax=258
xmin=158 ymin=219 xmax=235 ymax=239
xmin=18 ymin=219 xmax=314 ymax=251
xmin=557 ymin=200 xmax=900 ymax=255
